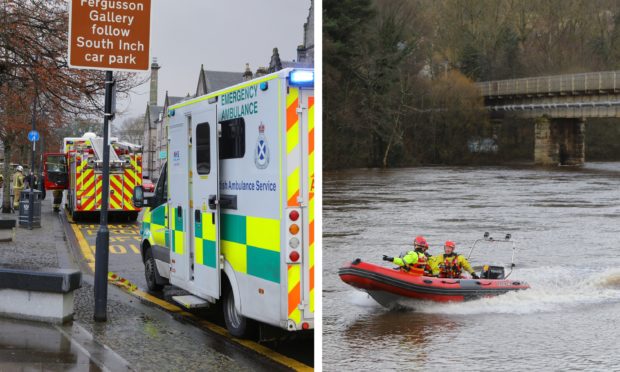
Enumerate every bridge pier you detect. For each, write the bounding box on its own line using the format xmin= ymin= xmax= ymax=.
xmin=534 ymin=117 xmax=585 ymax=166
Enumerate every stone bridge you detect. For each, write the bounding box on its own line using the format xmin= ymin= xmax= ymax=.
xmin=476 ymin=71 xmax=620 ymax=165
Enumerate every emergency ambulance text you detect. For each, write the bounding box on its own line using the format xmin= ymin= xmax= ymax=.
xmin=220 ymin=85 xmax=259 ymax=120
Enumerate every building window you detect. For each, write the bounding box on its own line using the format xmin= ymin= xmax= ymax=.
xmin=219 ymin=118 xmax=245 ymax=159
xmin=196 ymin=123 xmax=210 ymax=175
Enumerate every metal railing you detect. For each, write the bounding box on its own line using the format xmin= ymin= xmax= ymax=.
xmin=477 ymin=71 xmax=620 ymax=97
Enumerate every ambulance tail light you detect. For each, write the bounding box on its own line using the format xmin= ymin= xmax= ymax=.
xmin=289 ymin=210 xmax=299 ymax=221
xmin=289 ymin=224 xmax=300 ymax=235
xmin=286 ymin=208 xmax=303 ymax=264
xmin=289 ymin=250 xmax=300 ymax=262
xmin=289 ymin=70 xmax=314 ymax=87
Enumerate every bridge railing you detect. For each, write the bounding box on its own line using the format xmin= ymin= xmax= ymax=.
xmin=477 ymin=71 xmax=620 ymax=97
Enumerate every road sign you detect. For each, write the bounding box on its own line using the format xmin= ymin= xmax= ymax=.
xmin=68 ymin=0 xmax=152 ymax=72
xmin=28 ymin=130 xmax=39 ymax=142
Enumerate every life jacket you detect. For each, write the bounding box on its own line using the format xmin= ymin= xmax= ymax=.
xmin=410 ymin=251 xmax=429 ymax=275
xmin=438 ymin=254 xmax=462 ymax=278
xmin=400 ymin=251 xmax=428 ymax=276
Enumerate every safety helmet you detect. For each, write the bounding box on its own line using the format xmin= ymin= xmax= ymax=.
xmin=16 ymin=165 xmax=23 ymax=172
xmin=413 ymin=236 xmax=429 ymax=250
xmin=444 ymin=240 xmax=456 ymax=252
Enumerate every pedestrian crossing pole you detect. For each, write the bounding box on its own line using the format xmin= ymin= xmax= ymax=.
xmin=94 ymin=70 xmax=114 ymax=322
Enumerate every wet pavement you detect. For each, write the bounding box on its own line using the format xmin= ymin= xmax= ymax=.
xmin=0 ymin=317 xmax=100 ymax=371
xmin=0 ymin=197 xmax=129 ymax=371
xmin=0 ymin=317 xmax=131 ymax=371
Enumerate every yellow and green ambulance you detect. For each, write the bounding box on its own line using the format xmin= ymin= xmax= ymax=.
xmin=135 ymin=68 xmax=314 ymax=337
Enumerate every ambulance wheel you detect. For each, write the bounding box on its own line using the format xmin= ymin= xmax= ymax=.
xmin=144 ymin=248 xmax=163 ymax=292
xmin=223 ymin=285 xmax=256 ymax=338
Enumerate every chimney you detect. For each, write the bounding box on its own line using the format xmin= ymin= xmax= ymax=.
xmin=255 ymin=67 xmax=268 ymax=77
xmin=149 ymin=57 xmax=160 ymax=106
xmin=243 ymin=63 xmax=253 ymax=81
xmin=268 ymin=47 xmax=282 ymax=73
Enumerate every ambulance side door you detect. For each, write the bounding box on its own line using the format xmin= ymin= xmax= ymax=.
xmin=191 ymin=106 xmax=221 ymax=299
xmin=168 ymin=112 xmax=191 ymax=287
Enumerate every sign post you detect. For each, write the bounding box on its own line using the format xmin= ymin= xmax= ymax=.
xmin=28 ymin=97 xmax=38 ymax=231
xmin=68 ymin=0 xmax=152 ymax=322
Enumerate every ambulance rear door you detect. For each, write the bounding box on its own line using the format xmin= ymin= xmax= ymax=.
xmin=283 ymin=69 xmax=315 ymax=329
xmin=299 ymin=85 xmax=315 ymax=322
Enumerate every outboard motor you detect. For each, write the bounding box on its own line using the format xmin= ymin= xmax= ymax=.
xmin=481 ymin=265 xmax=505 ymax=279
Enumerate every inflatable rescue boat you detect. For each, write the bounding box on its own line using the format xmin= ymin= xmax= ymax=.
xmin=338 ymin=233 xmax=530 ymax=308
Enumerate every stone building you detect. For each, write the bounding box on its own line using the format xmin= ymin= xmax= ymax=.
xmin=297 ymin=0 xmax=314 ymax=65
xmin=142 ymin=59 xmax=185 ymax=179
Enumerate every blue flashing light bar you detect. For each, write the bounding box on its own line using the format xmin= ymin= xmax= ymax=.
xmin=289 ymin=70 xmax=314 ymax=87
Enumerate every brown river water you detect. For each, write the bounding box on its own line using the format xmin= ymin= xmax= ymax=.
xmin=323 ymin=163 xmax=620 ymax=371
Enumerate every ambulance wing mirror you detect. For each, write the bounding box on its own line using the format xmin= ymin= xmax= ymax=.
xmin=132 ymin=186 xmax=149 ymax=208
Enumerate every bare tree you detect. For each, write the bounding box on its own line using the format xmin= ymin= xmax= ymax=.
xmin=116 ymin=116 xmax=144 ymax=145
xmin=0 ymin=0 xmax=146 ymax=212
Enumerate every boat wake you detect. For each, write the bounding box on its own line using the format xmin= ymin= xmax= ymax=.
xmin=347 ymin=266 xmax=620 ymax=315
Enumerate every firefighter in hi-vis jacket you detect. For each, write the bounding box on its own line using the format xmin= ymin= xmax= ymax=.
xmin=12 ymin=166 xmax=24 ymax=210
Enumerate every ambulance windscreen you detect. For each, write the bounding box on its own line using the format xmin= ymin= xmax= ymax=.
xmin=219 ymin=118 xmax=245 ymax=159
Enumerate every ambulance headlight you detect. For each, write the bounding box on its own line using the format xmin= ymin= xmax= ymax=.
xmin=289 ymin=70 xmax=314 ymax=87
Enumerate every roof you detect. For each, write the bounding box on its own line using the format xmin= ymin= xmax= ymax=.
xmin=281 ymin=60 xmax=313 ymax=69
xmin=204 ymin=70 xmax=244 ymax=93
xmin=196 ymin=68 xmax=244 ymax=96
xmin=167 ymin=96 xmax=184 ymax=106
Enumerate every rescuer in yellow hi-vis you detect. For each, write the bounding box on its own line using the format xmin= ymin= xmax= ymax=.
xmin=12 ymin=165 xmax=24 ymax=210
xmin=382 ymin=236 xmax=431 ymax=275
xmin=429 ymin=241 xmax=479 ymax=279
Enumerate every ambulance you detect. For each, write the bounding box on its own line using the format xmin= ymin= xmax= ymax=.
xmin=133 ymin=68 xmax=315 ymax=337
xmin=43 ymin=133 xmax=143 ymax=221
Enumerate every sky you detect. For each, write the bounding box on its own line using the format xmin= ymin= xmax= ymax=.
xmin=115 ymin=0 xmax=312 ymax=125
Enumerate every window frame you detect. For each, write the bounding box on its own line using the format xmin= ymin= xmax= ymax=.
xmin=219 ymin=117 xmax=246 ymax=160
xmin=195 ymin=122 xmax=211 ymax=175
